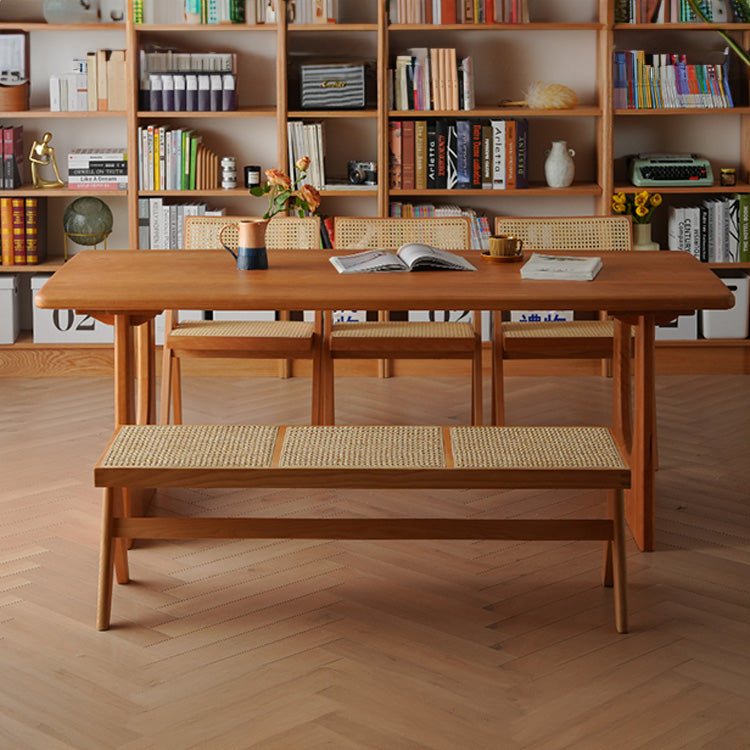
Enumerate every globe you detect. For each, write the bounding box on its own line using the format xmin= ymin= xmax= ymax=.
xmin=63 ymin=197 xmax=113 ymax=246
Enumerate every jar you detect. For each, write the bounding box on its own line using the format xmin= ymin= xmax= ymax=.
xmin=720 ymin=168 xmax=736 ymax=187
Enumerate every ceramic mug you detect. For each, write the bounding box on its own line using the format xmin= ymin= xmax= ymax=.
xmin=488 ymin=234 xmax=523 ymax=257
xmin=219 ymin=219 xmax=269 ymax=270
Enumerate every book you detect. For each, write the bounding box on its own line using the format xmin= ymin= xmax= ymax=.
xmin=330 ymin=243 xmax=477 ymax=274
xmin=520 ymin=253 xmax=603 ymax=281
xmin=11 ymin=197 xmax=25 ymax=264
xmin=0 ymin=198 xmax=12 ymax=265
xmin=96 ymin=49 xmax=109 ymax=110
xmin=414 ymin=120 xmax=427 ymax=190
xmin=402 ymin=120 xmax=415 ymax=190
xmin=470 ymin=119 xmax=482 ymax=189
xmin=107 ymin=49 xmax=127 ymax=111
xmin=3 ymin=125 xmax=23 ymax=190
xmin=456 ymin=119 xmax=471 ymax=189
xmin=24 ymin=197 xmax=46 ymax=264
xmin=389 ymin=120 xmax=403 ymax=189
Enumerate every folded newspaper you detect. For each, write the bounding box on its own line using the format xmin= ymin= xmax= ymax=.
xmin=520 ymin=253 xmax=603 ymax=281
xmin=330 ymin=243 xmax=477 ymax=274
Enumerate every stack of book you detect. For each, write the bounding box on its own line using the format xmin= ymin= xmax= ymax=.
xmin=287 ymin=121 xmax=325 ymax=189
xmin=68 ymin=148 xmax=128 ymax=191
xmin=668 ymin=196 xmax=749 ymax=262
xmin=134 ymin=0 xmax=246 ymax=23
xmin=616 ymin=0 xmax=749 ymax=23
xmin=613 ymin=49 xmax=733 ymax=109
xmin=138 ymin=198 xmax=225 ymax=250
xmin=2 ymin=126 xmax=23 ymax=189
xmin=49 ymin=49 xmax=127 ymax=113
xmin=389 ymin=118 xmax=528 ymax=191
xmin=138 ymin=126 xmax=219 ymax=191
xmin=389 ymin=0 xmax=529 ymax=23
xmin=389 ymin=201 xmax=490 ymax=250
xmin=0 ymin=197 xmax=47 ymax=265
xmin=392 ymin=48 xmax=474 ymax=112
xmin=139 ymin=50 xmax=237 ymax=112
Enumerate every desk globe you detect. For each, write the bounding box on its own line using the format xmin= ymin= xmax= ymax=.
xmin=63 ymin=197 xmax=113 ymax=258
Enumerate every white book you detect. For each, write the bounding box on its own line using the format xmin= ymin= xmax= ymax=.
xmin=149 ymin=197 xmax=163 ymax=250
xmin=49 ymin=75 xmax=61 ymax=111
xmin=490 ymin=120 xmax=506 ymax=190
xmin=461 ymin=57 xmax=474 ymax=111
xmin=520 ymin=253 xmax=603 ymax=281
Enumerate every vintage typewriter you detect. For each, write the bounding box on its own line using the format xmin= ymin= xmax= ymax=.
xmin=628 ymin=154 xmax=714 ymax=187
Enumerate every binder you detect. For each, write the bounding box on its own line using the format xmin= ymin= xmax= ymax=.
xmin=149 ymin=73 xmax=163 ymax=111
xmin=173 ymin=74 xmax=186 ymax=111
xmin=185 ymin=74 xmax=198 ymax=111
xmin=209 ymin=74 xmax=222 ymax=111
xmin=197 ymin=74 xmax=210 ymax=112
xmin=161 ymin=73 xmax=175 ymax=111
xmin=222 ymin=73 xmax=236 ymax=111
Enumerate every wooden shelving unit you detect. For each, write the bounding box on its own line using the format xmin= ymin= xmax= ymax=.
xmin=0 ymin=0 xmax=748 ymax=376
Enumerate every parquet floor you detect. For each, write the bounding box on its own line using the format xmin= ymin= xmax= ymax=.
xmin=1 ymin=373 xmax=749 ymax=749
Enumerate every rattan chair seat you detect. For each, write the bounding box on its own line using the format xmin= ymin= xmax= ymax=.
xmin=330 ymin=321 xmax=475 ymax=339
xmin=170 ymin=320 xmax=314 ymax=339
xmin=503 ymin=320 xmax=616 ymax=339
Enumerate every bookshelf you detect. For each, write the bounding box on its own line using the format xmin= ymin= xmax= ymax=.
xmin=0 ymin=0 xmax=748 ymax=377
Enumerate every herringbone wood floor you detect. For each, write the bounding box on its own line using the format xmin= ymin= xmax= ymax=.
xmin=1 ymin=373 xmax=749 ymax=749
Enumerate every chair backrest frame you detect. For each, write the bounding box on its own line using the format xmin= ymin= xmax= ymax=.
xmin=334 ymin=217 xmax=472 ymax=251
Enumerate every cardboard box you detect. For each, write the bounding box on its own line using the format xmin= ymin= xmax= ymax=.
xmin=0 ymin=274 xmax=20 ymax=344
xmin=701 ymin=270 xmax=749 ymax=339
xmin=31 ymin=274 xmax=114 ymax=344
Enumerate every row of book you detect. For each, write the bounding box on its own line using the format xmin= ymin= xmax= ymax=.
xmin=68 ymin=148 xmax=128 ymax=191
xmin=1 ymin=126 xmax=23 ymax=190
xmin=138 ymin=198 xmax=225 ymax=249
xmin=49 ymin=49 xmax=126 ymax=113
xmin=0 ymin=198 xmax=46 ymax=266
xmin=138 ymin=126 xmax=220 ymax=191
xmin=389 ymin=0 xmax=529 ymax=24
xmin=286 ymin=0 xmax=339 ymax=24
xmin=389 ymin=202 xmax=491 ymax=250
xmin=615 ymin=0 xmax=750 ymax=23
xmin=133 ymin=0 xmax=288 ymax=24
xmin=388 ymin=118 xmax=529 ymax=191
xmin=392 ymin=48 xmax=474 ymax=112
xmin=667 ymin=195 xmax=750 ymax=262
xmin=287 ymin=121 xmax=326 ymax=189
xmin=613 ymin=50 xmax=733 ymax=109
xmin=139 ymin=50 xmax=237 ymax=111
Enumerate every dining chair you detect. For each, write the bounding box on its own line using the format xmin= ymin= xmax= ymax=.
xmin=160 ymin=215 xmax=323 ymax=425
xmin=492 ymin=215 xmax=634 ymax=425
xmin=322 ymin=216 xmax=482 ymax=425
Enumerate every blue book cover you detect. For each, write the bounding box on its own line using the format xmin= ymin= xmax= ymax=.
xmin=456 ymin=119 xmax=471 ymax=189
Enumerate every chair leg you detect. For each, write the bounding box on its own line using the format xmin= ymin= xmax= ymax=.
xmin=491 ymin=312 xmax=506 ymax=425
xmin=159 ymin=345 xmax=173 ymax=424
xmin=171 ymin=358 xmax=183 ymax=425
xmin=97 ymin=487 xmax=116 ymax=631
xmin=471 ymin=343 xmax=483 ymax=425
xmin=610 ymin=488 xmax=628 ymax=634
xmin=320 ymin=345 xmax=335 ymax=425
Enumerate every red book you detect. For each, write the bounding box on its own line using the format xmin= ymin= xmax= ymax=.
xmin=389 ymin=120 xmax=403 ymax=189
xmin=470 ymin=120 xmax=482 ymax=188
xmin=11 ymin=197 xmax=25 ymax=264
xmin=505 ymin=118 xmax=516 ymax=189
xmin=3 ymin=125 xmax=24 ymax=190
xmin=441 ymin=0 xmax=456 ymax=23
xmin=402 ymin=120 xmax=415 ymax=190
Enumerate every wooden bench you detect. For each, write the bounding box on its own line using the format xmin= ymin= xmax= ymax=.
xmin=94 ymin=424 xmax=630 ymax=633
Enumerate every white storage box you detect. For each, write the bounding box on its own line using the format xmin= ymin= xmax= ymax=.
xmin=656 ymin=311 xmax=698 ymax=341
xmin=0 ymin=275 xmax=20 ymax=345
xmin=701 ymin=270 xmax=749 ymax=340
xmin=31 ymin=274 xmax=114 ymax=344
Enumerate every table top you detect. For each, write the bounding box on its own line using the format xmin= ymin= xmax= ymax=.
xmin=35 ymin=248 xmax=734 ymax=316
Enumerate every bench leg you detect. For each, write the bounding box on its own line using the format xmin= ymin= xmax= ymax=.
xmin=97 ymin=487 xmax=116 ymax=631
xmin=602 ymin=540 xmax=613 ymax=588
xmin=610 ymin=488 xmax=628 ymax=634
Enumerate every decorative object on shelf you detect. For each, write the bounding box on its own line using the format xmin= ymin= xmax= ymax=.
xmin=43 ymin=0 xmax=100 ymax=24
xmin=720 ymin=167 xmax=737 ymax=187
xmin=249 ymin=156 xmax=321 ymax=220
xmin=543 ymin=141 xmax=575 ymax=188
xmin=0 ymin=32 xmax=30 ymax=112
xmin=100 ymin=0 xmax=124 ymax=22
xmin=611 ymin=189 xmax=662 ymax=250
xmin=500 ymin=81 xmax=578 ymax=109
xmin=220 ymin=219 xmax=270 ymax=271
xmin=221 ymin=156 xmax=237 ymax=190
xmin=63 ymin=197 xmax=113 ymax=259
xmin=29 ymin=132 xmax=64 ymax=189
xmin=244 ymin=165 xmax=261 ymax=189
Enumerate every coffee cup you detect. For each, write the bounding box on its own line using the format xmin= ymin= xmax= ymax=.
xmin=488 ymin=234 xmax=523 ymax=257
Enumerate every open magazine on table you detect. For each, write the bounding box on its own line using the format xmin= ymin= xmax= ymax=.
xmin=520 ymin=253 xmax=603 ymax=281
xmin=329 ymin=243 xmax=477 ymax=274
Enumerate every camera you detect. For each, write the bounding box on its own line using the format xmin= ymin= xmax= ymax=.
xmin=348 ymin=160 xmax=377 ymax=185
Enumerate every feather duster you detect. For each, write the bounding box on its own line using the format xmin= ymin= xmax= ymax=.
xmin=500 ymin=82 xmax=578 ymax=109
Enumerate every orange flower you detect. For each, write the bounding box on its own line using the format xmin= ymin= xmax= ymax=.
xmin=295 ymin=156 xmax=311 ymax=172
xmin=297 ymin=184 xmax=321 ymax=213
xmin=265 ymin=168 xmax=291 ymax=189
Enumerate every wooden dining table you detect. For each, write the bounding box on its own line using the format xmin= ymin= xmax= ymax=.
xmin=35 ymin=247 xmax=733 ymax=552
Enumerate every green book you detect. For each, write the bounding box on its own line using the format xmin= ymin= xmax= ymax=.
xmin=737 ymin=193 xmax=750 ymax=263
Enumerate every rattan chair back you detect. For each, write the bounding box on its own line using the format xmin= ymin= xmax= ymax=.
xmin=494 ymin=216 xmax=632 ymax=252
xmin=184 ymin=215 xmax=321 ymax=251
xmin=334 ymin=217 xmax=471 ymax=250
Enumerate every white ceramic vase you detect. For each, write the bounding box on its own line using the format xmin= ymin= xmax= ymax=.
xmin=544 ymin=140 xmax=575 ymax=188
xmin=632 ymin=222 xmax=659 ymax=251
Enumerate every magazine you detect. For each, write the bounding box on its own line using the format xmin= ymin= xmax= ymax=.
xmin=520 ymin=253 xmax=603 ymax=281
xmin=329 ymin=243 xmax=478 ymax=274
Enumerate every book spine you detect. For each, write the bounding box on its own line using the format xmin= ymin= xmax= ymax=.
xmin=0 ymin=198 xmax=13 ymax=265
xmin=426 ymin=120 xmax=437 ymax=189
xmin=481 ymin=123 xmax=492 ymax=190
xmin=11 ymin=198 xmax=25 ymax=264
xmin=389 ymin=120 xmax=403 ymax=189
xmin=445 ymin=122 xmax=458 ymax=189
xmin=435 ymin=119 xmax=447 ymax=189
xmin=470 ymin=120 xmax=482 ymax=189
xmin=414 ymin=120 xmax=427 ymax=190
xmin=738 ymin=193 xmax=750 ymax=262
xmin=505 ymin=118 xmax=516 ymax=189
xmin=456 ymin=119 xmax=471 ymax=189
xmin=24 ymin=197 xmax=39 ymax=264
xmin=515 ymin=117 xmax=529 ymax=189
xmin=491 ymin=120 xmax=506 ymax=189
xmin=402 ymin=120 xmax=415 ymax=190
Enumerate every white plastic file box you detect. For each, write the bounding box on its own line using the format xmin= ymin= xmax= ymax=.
xmin=0 ymin=275 xmax=20 ymax=344
xmin=31 ymin=274 xmax=114 ymax=344
xmin=701 ymin=270 xmax=749 ymax=340
xmin=655 ymin=311 xmax=698 ymax=341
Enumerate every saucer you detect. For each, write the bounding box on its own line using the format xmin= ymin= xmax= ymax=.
xmin=481 ymin=251 xmax=524 ymax=263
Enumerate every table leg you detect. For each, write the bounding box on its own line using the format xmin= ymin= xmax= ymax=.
xmin=629 ymin=315 xmax=656 ymax=551
xmin=113 ymin=315 xmax=135 ymax=427
xmin=136 ymin=319 xmax=156 ymax=425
